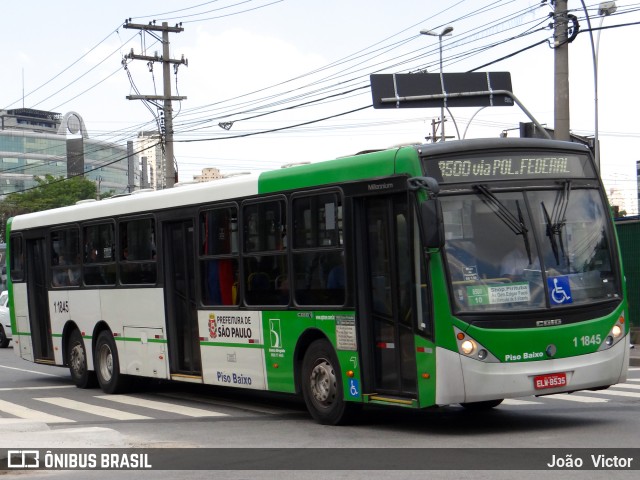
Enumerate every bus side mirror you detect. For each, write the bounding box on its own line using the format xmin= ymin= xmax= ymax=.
xmin=420 ymin=199 xmax=445 ymax=249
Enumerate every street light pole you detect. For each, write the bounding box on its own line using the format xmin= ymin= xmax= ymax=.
xmin=580 ymin=1 xmax=616 ymax=172
xmin=420 ymin=26 xmax=454 ymax=142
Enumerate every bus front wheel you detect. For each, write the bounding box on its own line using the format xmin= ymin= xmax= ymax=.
xmin=301 ymin=339 xmax=359 ymax=425
xmin=68 ymin=329 xmax=97 ymax=388
xmin=95 ymin=330 xmax=129 ymax=394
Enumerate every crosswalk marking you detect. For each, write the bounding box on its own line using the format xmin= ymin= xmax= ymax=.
xmin=502 ymin=398 xmax=539 ymax=406
xmin=0 ymin=398 xmax=74 ymax=423
xmin=95 ymin=395 xmax=229 ymax=417
xmin=611 ymin=383 xmax=640 ymax=390
xmin=0 ymin=385 xmax=76 ymax=392
xmin=579 ymin=389 xmax=640 ymax=399
xmin=35 ymin=397 xmax=152 ymax=420
xmin=545 ymin=393 xmax=609 ymax=403
xmin=611 ymin=380 xmax=640 ymax=390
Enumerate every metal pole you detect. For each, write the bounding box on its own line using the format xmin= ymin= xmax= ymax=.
xmin=162 ymin=22 xmax=176 ymax=188
xmin=438 ymin=37 xmax=445 ymax=141
xmin=554 ymin=0 xmax=571 ymax=141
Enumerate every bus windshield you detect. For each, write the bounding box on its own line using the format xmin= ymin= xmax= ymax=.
xmin=440 ymin=185 xmax=621 ymax=313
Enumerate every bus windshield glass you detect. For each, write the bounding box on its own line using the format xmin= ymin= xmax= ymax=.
xmin=440 ymin=186 xmax=621 ymax=313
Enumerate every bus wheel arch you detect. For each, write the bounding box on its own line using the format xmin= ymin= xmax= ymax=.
xmin=64 ymin=322 xmax=97 ymax=389
xmin=299 ymin=335 xmax=360 ymax=425
xmin=93 ymin=324 xmax=129 ymax=394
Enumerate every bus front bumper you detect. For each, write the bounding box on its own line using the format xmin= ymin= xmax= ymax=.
xmin=435 ymin=335 xmax=630 ymax=405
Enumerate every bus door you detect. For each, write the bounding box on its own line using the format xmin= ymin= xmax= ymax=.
xmin=163 ymin=220 xmax=202 ymax=378
xmin=25 ymin=237 xmax=54 ymax=362
xmin=355 ymin=193 xmax=417 ymax=398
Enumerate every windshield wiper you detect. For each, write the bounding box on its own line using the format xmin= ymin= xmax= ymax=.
xmin=541 ymin=180 xmax=571 ymax=266
xmin=474 ymin=185 xmax=532 ymax=264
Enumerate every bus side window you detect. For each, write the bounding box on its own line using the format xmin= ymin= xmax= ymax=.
xmin=83 ymin=223 xmax=116 ymax=286
xmin=9 ymin=235 xmax=24 ymax=282
xmin=242 ymin=198 xmax=287 ymax=306
xmin=119 ymin=217 xmax=157 ymax=285
xmin=199 ymin=205 xmax=239 ymax=306
xmin=292 ymin=192 xmax=345 ymax=306
xmin=50 ymin=228 xmax=81 ymax=288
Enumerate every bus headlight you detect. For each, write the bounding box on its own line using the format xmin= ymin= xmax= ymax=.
xmin=598 ymin=313 xmax=626 ymax=351
xmin=612 ymin=325 xmax=622 ymax=338
xmin=461 ymin=340 xmax=475 ymax=355
xmin=453 ymin=327 xmax=499 ymax=362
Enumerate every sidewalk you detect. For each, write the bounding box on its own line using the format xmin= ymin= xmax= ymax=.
xmin=0 ymin=420 xmax=129 ymax=462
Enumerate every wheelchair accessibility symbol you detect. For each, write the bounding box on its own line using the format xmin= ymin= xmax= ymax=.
xmin=348 ymin=379 xmax=360 ymax=397
xmin=548 ymin=276 xmax=572 ymax=305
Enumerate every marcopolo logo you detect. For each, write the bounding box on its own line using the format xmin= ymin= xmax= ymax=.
xmin=7 ymin=450 xmax=40 ymax=469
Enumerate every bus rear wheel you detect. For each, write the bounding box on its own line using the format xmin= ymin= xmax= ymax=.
xmin=95 ymin=330 xmax=129 ymax=394
xmin=460 ymin=399 xmax=504 ymax=410
xmin=68 ymin=329 xmax=97 ymax=388
xmin=301 ymin=339 xmax=359 ymax=425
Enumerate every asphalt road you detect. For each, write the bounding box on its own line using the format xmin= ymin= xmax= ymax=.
xmin=1 ymin=345 xmax=639 ymax=479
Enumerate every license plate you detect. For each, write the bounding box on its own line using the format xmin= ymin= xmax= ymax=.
xmin=533 ymin=372 xmax=567 ymax=390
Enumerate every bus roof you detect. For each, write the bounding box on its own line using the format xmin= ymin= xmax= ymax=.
xmin=8 ymin=147 xmax=404 ymax=231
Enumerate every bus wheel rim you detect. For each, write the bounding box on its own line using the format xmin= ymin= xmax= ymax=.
xmin=98 ymin=344 xmax=113 ymax=382
xmin=70 ymin=343 xmax=86 ymax=375
xmin=309 ymin=358 xmax=337 ymax=405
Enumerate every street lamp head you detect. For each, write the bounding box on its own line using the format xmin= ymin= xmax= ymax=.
xmin=420 ymin=26 xmax=454 ymax=38
xmin=598 ymin=1 xmax=617 ymax=16
xmin=420 ymin=29 xmax=437 ymax=37
xmin=441 ymin=26 xmax=454 ymax=37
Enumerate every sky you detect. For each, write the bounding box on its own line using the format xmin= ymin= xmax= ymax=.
xmin=1 ymin=0 xmax=639 ymax=213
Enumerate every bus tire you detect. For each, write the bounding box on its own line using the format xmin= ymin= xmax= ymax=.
xmin=301 ymin=339 xmax=359 ymax=425
xmin=0 ymin=325 xmax=9 ymax=348
xmin=68 ymin=329 xmax=97 ymax=388
xmin=460 ymin=399 xmax=504 ymax=410
xmin=95 ymin=330 xmax=129 ymax=394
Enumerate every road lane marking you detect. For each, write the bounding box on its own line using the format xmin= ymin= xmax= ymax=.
xmin=0 ymin=399 xmax=74 ymax=423
xmin=35 ymin=397 xmax=152 ymax=420
xmin=95 ymin=395 xmax=228 ymax=417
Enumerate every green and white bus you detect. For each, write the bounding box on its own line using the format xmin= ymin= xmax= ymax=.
xmin=6 ymin=137 xmax=629 ymax=424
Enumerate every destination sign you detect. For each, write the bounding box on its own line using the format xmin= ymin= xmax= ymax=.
xmin=423 ymin=153 xmax=595 ymax=184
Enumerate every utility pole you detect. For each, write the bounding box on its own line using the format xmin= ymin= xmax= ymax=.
xmin=123 ymin=20 xmax=187 ymax=188
xmin=554 ymin=0 xmax=570 ymax=141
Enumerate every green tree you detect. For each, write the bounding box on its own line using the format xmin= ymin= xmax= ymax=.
xmin=0 ymin=175 xmax=97 ymax=236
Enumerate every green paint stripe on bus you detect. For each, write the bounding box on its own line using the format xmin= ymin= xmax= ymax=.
xmin=112 ymin=336 xmax=167 ymax=344
xmin=257 ymin=149 xmax=399 ymax=194
xmin=200 ymin=341 xmax=263 ymax=348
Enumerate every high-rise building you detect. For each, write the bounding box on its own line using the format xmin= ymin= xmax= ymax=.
xmin=136 ymin=130 xmax=165 ymax=190
xmin=0 ymin=109 xmax=139 ymax=197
